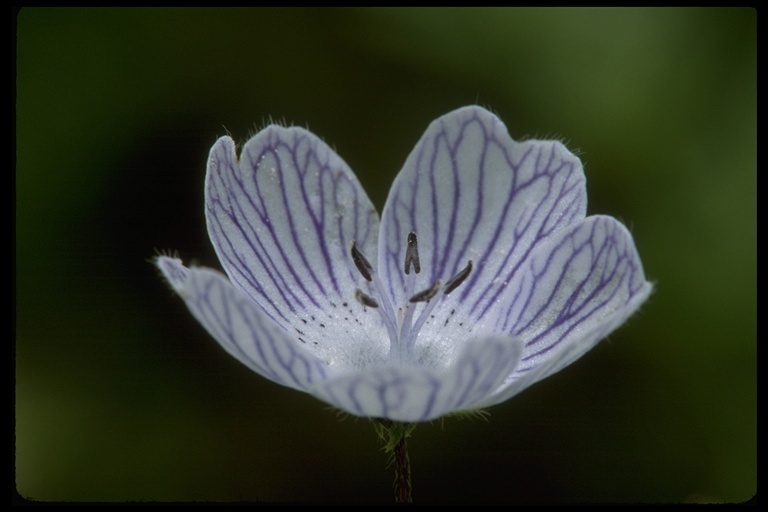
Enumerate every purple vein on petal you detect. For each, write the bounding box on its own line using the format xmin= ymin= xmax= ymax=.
xmin=498 ymin=217 xmax=646 ymax=364
xmin=450 ymin=357 xmax=481 ymax=410
xmin=419 ymin=375 xmax=442 ymax=420
xmin=263 ymin=135 xmax=336 ymax=296
xmin=207 ymin=138 xmax=302 ymax=306
xmin=465 ymin=143 xmax=585 ymax=322
xmin=194 ymin=276 xmax=281 ymax=382
xmin=242 ymin=137 xmax=332 ymax=305
xmin=208 ymin=146 xmax=311 ymax=317
xmin=380 ymin=107 xmax=586 ymax=330
xmin=207 ymin=129 xmax=378 ymax=329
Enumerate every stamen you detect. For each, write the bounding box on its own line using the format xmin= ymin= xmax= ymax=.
xmin=443 ymin=260 xmax=473 ymax=295
xmin=355 ymin=288 xmax=379 ymax=308
xmin=348 ymin=239 xmax=400 ymax=361
xmin=404 ymin=231 xmax=421 ymax=275
xmin=350 ymin=240 xmax=373 ymax=282
xmin=409 ymin=279 xmax=442 ymax=303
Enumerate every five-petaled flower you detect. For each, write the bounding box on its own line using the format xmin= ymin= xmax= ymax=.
xmin=156 ymin=106 xmax=652 ymax=422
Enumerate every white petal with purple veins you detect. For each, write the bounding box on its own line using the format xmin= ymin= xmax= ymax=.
xmin=378 ymin=106 xmax=586 ymax=353
xmin=205 ymin=130 xmax=386 ymax=370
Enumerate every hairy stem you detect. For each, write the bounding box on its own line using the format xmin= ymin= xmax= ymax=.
xmin=393 ymin=430 xmax=412 ymax=503
xmin=373 ymin=420 xmax=416 ymax=503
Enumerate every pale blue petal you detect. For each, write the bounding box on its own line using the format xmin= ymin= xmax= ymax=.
xmin=477 ymin=216 xmax=652 ymax=407
xmin=205 ymin=130 xmax=384 ymax=363
xmin=378 ymin=106 xmax=586 ymax=341
xmin=309 ymin=336 xmax=523 ymax=422
xmin=156 ymin=256 xmax=330 ymax=391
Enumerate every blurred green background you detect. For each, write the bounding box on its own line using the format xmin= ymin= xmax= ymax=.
xmin=16 ymin=8 xmax=755 ymax=503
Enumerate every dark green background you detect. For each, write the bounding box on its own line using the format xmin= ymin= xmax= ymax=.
xmin=16 ymin=8 xmax=755 ymax=503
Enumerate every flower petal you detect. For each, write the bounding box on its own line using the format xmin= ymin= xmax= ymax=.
xmin=309 ymin=336 xmax=523 ymax=422
xmin=478 ymin=215 xmax=652 ymax=407
xmin=378 ymin=106 xmax=586 ymax=330
xmin=156 ymin=256 xmax=330 ymax=391
xmin=205 ymin=129 xmax=384 ymax=363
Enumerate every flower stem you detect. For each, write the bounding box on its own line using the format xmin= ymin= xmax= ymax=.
xmin=393 ymin=429 xmax=412 ymax=503
xmin=373 ymin=420 xmax=416 ymax=503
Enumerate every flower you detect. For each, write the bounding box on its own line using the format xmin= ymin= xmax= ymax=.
xmin=156 ymin=106 xmax=651 ymax=422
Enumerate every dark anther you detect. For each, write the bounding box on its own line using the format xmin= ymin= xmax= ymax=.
xmin=355 ymin=288 xmax=379 ymax=308
xmin=443 ymin=260 xmax=473 ymax=295
xmin=351 ymin=241 xmax=373 ymax=282
xmin=409 ymin=280 xmax=441 ymax=303
xmin=404 ymin=231 xmax=421 ymax=275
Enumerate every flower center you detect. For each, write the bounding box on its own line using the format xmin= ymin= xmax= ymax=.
xmin=350 ymin=233 xmax=472 ymax=363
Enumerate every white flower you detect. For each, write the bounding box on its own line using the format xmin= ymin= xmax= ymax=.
xmin=156 ymin=106 xmax=652 ymax=422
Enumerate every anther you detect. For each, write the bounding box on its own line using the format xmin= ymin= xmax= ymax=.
xmin=350 ymin=241 xmax=373 ymax=282
xmin=443 ymin=260 xmax=473 ymax=295
xmin=355 ymin=288 xmax=379 ymax=308
xmin=404 ymin=231 xmax=421 ymax=275
xmin=409 ymin=279 xmax=441 ymax=303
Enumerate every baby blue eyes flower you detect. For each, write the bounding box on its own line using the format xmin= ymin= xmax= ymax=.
xmin=156 ymin=106 xmax=651 ymax=423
